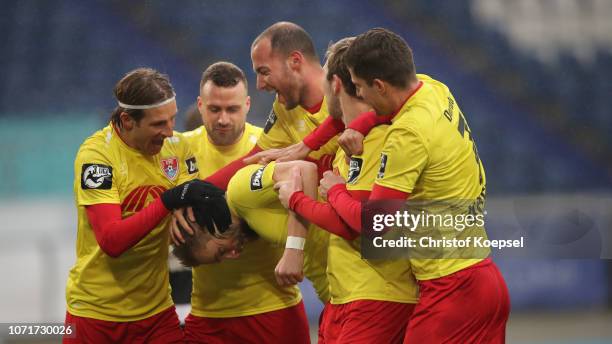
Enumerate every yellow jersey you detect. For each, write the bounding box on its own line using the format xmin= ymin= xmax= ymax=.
xmin=183 ymin=123 xmax=303 ymax=317
xmin=66 ymin=124 xmax=198 ymax=321
xmin=328 ymin=125 xmax=419 ymax=304
xmin=375 ymin=74 xmax=489 ymax=280
xmin=258 ymin=98 xmax=338 ymax=160
xmin=226 ymin=162 xmax=330 ymax=303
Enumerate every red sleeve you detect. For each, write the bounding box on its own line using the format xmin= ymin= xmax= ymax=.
xmin=347 ymin=111 xmax=392 ymax=136
xmin=370 ymin=184 xmax=409 ymax=200
xmin=289 ymin=191 xmax=358 ymax=240
xmin=326 ymin=184 xmax=364 ymax=231
xmin=327 ymin=184 xmax=409 ymax=231
xmin=205 ymin=145 xmax=263 ymax=190
xmin=86 ymin=198 xmax=169 ymax=258
xmin=302 ymin=116 xmax=345 ymax=150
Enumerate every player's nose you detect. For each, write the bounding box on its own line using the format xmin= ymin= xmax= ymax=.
xmin=217 ymin=111 xmax=231 ymax=126
xmin=256 ymin=75 xmax=267 ymax=91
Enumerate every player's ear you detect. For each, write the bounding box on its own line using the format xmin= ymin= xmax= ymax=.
xmin=288 ymin=51 xmax=303 ymax=71
xmin=245 ymin=95 xmax=251 ymax=111
xmin=196 ymin=96 xmax=204 ymax=113
xmin=120 ymin=111 xmax=135 ymax=130
xmin=332 ymin=74 xmax=342 ymax=95
xmin=372 ymin=78 xmax=386 ymax=94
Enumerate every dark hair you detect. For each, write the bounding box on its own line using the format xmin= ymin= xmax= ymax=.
xmin=111 ymin=68 xmax=175 ymax=128
xmin=200 ymin=61 xmax=248 ymax=91
xmin=253 ymin=22 xmax=318 ymax=61
xmin=325 ymin=37 xmax=358 ymax=98
xmin=344 ymin=28 xmax=416 ymax=88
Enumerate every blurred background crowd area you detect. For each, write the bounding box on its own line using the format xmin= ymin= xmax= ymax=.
xmin=0 ymin=1 xmax=611 ymax=343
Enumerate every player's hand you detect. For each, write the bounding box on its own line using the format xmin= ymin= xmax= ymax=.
xmin=274 ymin=248 xmax=304 ymax=286
xmin=319 ymin=170 xmax=346 ymax=200
xmin=274 ymin=167 xmax=303 ymax=209
xmin=243 ymin=142 xmax=311 ymax=165
xmin=338 ymin=128 xmax=364 ymax=157
xmin=161 ymin=180 xmax=224 ymax=210
xmin=170 ymin=207 xmax=196 ymax=245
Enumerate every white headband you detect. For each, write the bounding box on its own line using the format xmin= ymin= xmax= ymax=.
xmin=117 ymin=94 xmax=176 ymax=110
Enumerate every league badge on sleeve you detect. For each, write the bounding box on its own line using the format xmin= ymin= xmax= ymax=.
xmin=377 ymin=153 xmax=388 ymax=179
xmin=250 ymin=166 xmax=265 ymax=191
xmin=161 ymin=157 xmax=179 ymax=181
xmin=347 ymin=157 xmax=363 ymax=184
xmin=81 ymin=164 xmax=113 ymax=189
xmin=263 ymin=108 xmax=277 ymax=134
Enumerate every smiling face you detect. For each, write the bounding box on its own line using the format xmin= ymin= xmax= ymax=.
xmin=120 ymin=100 xmax=177 ymax=155
xmin=251 ymin=37 xmax=302 ymax=110
xmin=198 ymin=80 xmax=249 ymax=146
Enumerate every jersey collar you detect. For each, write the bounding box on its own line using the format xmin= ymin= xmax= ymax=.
xmin=389 ymin=80 xmax=423 ymax=120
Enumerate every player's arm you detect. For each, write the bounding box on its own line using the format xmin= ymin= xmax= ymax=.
xmin=86 ymin=200 xmax=168 ymax=258
xmin=325 ymin=182 xmax=409 ymax=231
xmin=272 ymin=161 xmax=318 ymax=286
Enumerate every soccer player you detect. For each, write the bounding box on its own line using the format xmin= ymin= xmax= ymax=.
xmin=173 ymin=159 xmax=327 ymax=343
xmin=316 ymin=28 xmax=510 ymax=343
xmin=179 ymin=61 xmax=311 ymax=344
xmin=277 ymin=37 xmax=419 ymax=344
xmin=64 ymin=68 xmax=239 ymax=344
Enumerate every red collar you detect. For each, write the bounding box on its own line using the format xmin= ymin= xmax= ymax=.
xmin=305 ymin=99 xmax=323 ymax=114
xmin=389 ymin=81 xmax=423 ymax=119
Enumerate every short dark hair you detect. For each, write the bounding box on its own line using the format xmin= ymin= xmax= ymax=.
xmin=253 ymin=22 xmax=318 ymax=61
xmin=111 ymin=68 xmax=175 ymax=128
xmin=344 ymin=28 xmax=416 ymax=88
xmin=325 ymin=37 xmax=358 ymax=98
xmin=200 ymin=61 xmax=248 ymax=91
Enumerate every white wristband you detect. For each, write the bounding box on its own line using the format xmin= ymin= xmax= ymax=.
xmin=285 ymin=236 xmax=306 ymax=250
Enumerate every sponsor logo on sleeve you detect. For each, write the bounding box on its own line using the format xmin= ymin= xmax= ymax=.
xmin=250 ymin=166 xmax=265 ymax=191
xmin=347 ymin=157 xmax=363 ymax=184
xmin=263 ymin=108 xmax=277 ymax=134
xmin=161 ymin=157 xmax=179 ymax=181
xmin=81 ymin=164 xmax=113 ymax=189
xmin=377 ymin=153 xmax=388 ymax=179
xmin=186 ymin=157 xmax=198 ymax=174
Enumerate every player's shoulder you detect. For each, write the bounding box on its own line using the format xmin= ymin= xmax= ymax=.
xmin=76 ymin=125 xmax=115 ymax=162
xmin=180 ymin=126 xmax=205 ymax=145
xmin=364 ymin=124 xmax=390 ymax=143
xmin=244 ymin=122 xmax=263 ymax=141
xmin=162 ymin=131 xmax=193 ymax=156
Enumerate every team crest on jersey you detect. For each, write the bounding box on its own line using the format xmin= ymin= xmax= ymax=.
xmin=185 ymin=157 xmax=198 ymax=174
xmin=161 ymin=157 xmax=179 ymax=181
xmin=81 ymin=164 xmax=113 ymax=189
xmin=250 ymin=166 xmax=265 ymax=191
xmin=377 ymin=153 xmax=388 ymax=179
xmin=347 ymin=157 xmax=363 ymax=184
xmin=264 ymin=108 xmax=277 ymax=134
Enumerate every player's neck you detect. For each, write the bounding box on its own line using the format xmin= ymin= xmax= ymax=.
xmin=115 ymin=125 xmax=143 ymax=153
xmin=342 ymin=97 xmax=372 ymax=126
xmin=300 ymin=64 xmax=325 ymax=110
xmin=387 ymin=78 xmax=421 ymax=114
